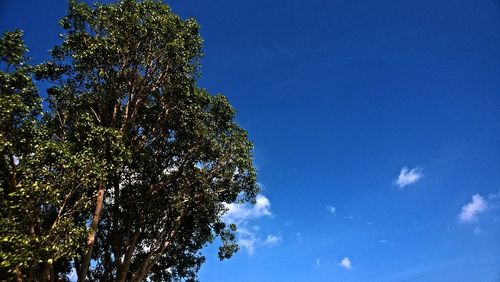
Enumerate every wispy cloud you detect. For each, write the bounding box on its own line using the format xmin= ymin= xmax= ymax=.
xmin=338 ymin=257 xmax=353 ymax=269
xmin=374 ymin=255 xmax=500 ymax=282
xmin=459 ymin=194 xmax=487 ymax=223
xmin=488 ymin=189 xmax=500 ymax=200
xmin=237 ymin=228 xmax=282 ymax=255
xmin=263 ymin=234 xmax=283 ymax=246
xmin=474 ymin=227 xmax=482 ymax=235
xmin=237 ymin=228 xmax=258 ymax=255
xmin=395 ymin=166 xmax=424 ymax=188
xmin=223 ymin=194 xmax=281 ymax=255
xmin=223 ymin=194 xmax=272 ymax=224
xmin=327 ymin=205 xmax=336 ymax=215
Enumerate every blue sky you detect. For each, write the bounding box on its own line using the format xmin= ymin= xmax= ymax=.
xmin=2 ymin=0 xmax=500 ymax=281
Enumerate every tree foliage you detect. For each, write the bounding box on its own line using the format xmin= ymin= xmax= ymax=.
xmin=0 ymin=1 xmax=258 ymax=281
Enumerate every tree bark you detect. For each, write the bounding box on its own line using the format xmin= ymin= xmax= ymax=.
xmin=42 ymin=262 xmax=54 ymax=282
xmin=133 ymin=228 xmax=177 ymax=282
xmin=117 ymin=230 xmax=140 ymax=282
xmin=78 ymin=184 xmax=105 ymax=282
xmin=14 ymin=265 xmax=22 ymax=282
xmin=49 ymin=264 xmax=54 ymax=282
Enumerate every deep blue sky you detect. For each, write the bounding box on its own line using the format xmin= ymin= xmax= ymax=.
xmin=2 ymin=0 xmax=500 ymax=281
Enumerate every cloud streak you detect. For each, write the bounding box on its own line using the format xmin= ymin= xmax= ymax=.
xmin=395 ymin=166 xmax=424 ymax=188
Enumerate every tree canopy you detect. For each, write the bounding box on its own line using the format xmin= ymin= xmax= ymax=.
xmin=0 ymin=1 xmax=258 ymax=281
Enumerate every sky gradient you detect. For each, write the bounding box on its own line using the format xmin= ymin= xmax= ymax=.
xmin=2 ymin=0 xmax=500 ymax=281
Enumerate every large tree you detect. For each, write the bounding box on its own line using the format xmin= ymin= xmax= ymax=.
xmin=0 ymin=0 xmax=259 ymax=281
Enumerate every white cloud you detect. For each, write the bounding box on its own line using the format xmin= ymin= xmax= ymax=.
xmin=238 ymin=228 xmax=258 ymax=255
xmin=327 ymin=205 xmax=336 ymax=214
xmin=237 ymin=229 xmax=282 ymax=255
xmin=263 ymin=234 xmax=283 ymax=246
xmin=459 ymin=194 xmax=487 ymax=223
xmin=315 ymin=258 xmax=321 ymax=267
xmin=223 ymin=194 xmax=272 ymax=224
xmin=338 ymin=257 xmax=352 ymax=269
xmin=222 ymin=195 xmax=281 ymax=255
xmin=378 ymin=239 xmax=388 ymax=244
xmin=395 ymin=166 xmax=424 ymax=188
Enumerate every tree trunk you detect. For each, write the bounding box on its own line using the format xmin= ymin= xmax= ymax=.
xmin=78 ymin=184 xmax=105 ymax=282
xmin=49 ymin=263 xmax=54 ymax=282
xmin=133 ymin=230 xmax=176 ymax=282
xmin=14 ymin=265 xmax=22 ymax=282
xmin=117 ymin=231 xmax=140 ymax=282
xmin=42 ymin=262 xmax=54 ymax=282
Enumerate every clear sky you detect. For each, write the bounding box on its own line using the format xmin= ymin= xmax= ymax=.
xmin=2 ymin=0 xmax=500 ymax=281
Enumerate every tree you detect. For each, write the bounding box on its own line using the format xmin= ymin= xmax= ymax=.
xmin=0 ymin=30 xmax=120 ymax=281
xmin=1 ymin=0 xmax=259 ymax=281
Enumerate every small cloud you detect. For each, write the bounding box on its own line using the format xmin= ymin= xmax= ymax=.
xmin=327 ymin=205 xmax=336 ymax=215
xmin=378 ymin=239 xmax=388 ymax=244
xmin=236 ymin=229 xmax=282 ymax=255
xmin=263 ymin=234 xmax=283 ymax=246
xmin=474 ymin=227 xmax=482 ymax=235
xmin=237 ymin=228 xmax=258 ymax=255
xmin=338 ymin=257 xmax=352 ymax=269
xmin=223 ymin=194 xmax=272 ymax=224
xmin=395 ymin=166 xmax=424 ymax=188
xmin=315 ymin=258 xmax=321 ymax=267
xmin=459 ymin=194 xmax=487 ymax=223
xmin=222 ymin=194 xmax=278 ymax=255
